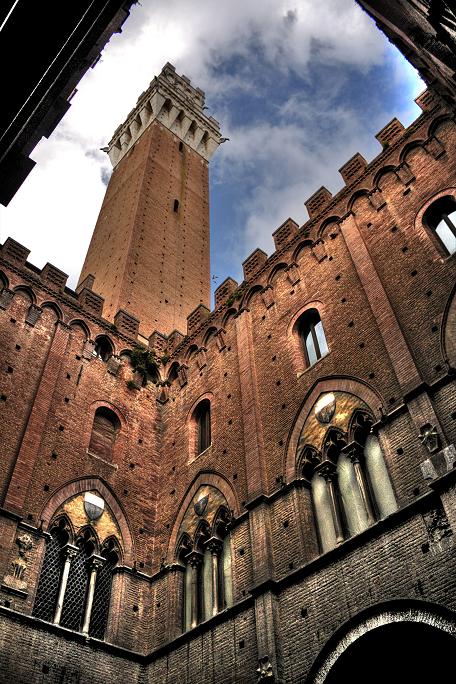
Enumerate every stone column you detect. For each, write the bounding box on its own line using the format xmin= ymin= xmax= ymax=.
xmin=186 ymin=551 xmax=203 ymax=629
xmin=82 ymin=554 xmax=105 ymax=634
xmin=205 ymin=537 xmax=223 ymax=616
xmin=344 ymin=442 xmax=376 ymax=524
xmin=317 ymin=461 xmax=344 ymax=544
xmin=53 ymin=543 xmax=78 ymax=625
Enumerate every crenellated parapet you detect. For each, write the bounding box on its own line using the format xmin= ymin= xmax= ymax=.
xmin=1 ymin=88 xmax=453 ymax=392
xmin=105 ymin=62 xmax=222 ymax=166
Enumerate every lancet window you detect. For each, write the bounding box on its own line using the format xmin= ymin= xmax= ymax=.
xmin=194 ymin=399 xmax=211 ymax=455
xmin=33 ymin=515 xmax=120 ymax=639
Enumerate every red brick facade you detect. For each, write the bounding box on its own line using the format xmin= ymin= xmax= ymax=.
xmin=0 ymin=86 xmax=455 ymax=682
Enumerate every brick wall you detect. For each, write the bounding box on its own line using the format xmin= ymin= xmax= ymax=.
xmin=0 ymin=97 xmax=455 ymax=681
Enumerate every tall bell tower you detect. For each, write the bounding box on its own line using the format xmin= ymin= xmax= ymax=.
xmin=78 ymin=63 xmax=221 ymax=338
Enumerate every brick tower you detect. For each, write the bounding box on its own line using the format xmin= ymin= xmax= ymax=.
xmin=78 ymin=63 xmax=221 ymax=338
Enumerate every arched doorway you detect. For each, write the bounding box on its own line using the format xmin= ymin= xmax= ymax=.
xmin=325 ymin=621 xmax=455 ymax=684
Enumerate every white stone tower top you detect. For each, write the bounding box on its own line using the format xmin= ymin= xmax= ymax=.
xmin=106 ymin=62 xmax=222 ymax=166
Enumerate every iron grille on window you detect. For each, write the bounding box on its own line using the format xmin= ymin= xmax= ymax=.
xmin=59 ymin=542 xmax=89 ymax=631
xmin=32 ymin=531 xmax=63 ymax=622
xmin=89 ymin=553 xmax=116 ymax=639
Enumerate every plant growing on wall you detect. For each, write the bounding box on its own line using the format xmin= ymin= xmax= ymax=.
xmin=130 ymin=345 xmax=160 ymax=387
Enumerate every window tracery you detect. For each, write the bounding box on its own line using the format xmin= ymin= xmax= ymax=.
xmin=297 ymin=392 xmax=397 ymax=552
xmin=176 ymin=488 xmax=232 ymax=632
xmin=33 ymin=495 xmax=121 ymax=639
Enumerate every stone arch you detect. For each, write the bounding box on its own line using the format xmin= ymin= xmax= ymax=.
xmin=308 ymin=599 xmax=456 ymax=684
xmin=399 ymin=139 xmax=426 ymax=164
xmin=285 ymin=376 xmax=384 ymax=482
xmin=166 ymin=471 xmax=240 ymax=562
xmin=185 ymin=343 xmax=199 ymax=363
xmin=267 ymin=262 xmax=288 ymax=285
xmin=222 ymin=307 xmax=237 ymax=328
xmin=347 ymin=189 xmax=370 ymax=214
xmin=372 ymin=165 xmax=397 ymax=190
xmin=40 ymin=477 xmax=134 ymax=564
xmin=293 ymin=239 xmax=313 ymax=262
xmin=12 ymin=284 xmax=36 ymax=304
xmin=317 ymin=216 xmax=341 ymax=239
xmin=167 ymin=360 xmax=180 ymax=383
xmin=242 ymin=284 xmax=263 ymax=307
xmin=93 ymin=333 xmax=115 ymax=359
xmin=69 ymin=319 xmax=91 ymax=340
xmin=428 ymin=114 xmax=455 ymax=139
xmin=40 ymin=301 xmax=63 ymax=321
xmin=202 ymin=326 xmax=218 ymax=346
xmin=442 ymin=282 xmax=456 ymax=367
xmin=0 ymin=270 xmax=9 ymax=289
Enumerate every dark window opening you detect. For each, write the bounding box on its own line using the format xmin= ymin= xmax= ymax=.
xmin=195 ymin=399 xmax=211 ymax=454
xmin=173 ymin=199 xmax=180 ymax=212
xmin=297 ymin=308 xmax=328 ymax=366
xmin=93 ymin=336 xmax=113 ymax=362
xmin=423 ymin=195 xmax=456 ymax=255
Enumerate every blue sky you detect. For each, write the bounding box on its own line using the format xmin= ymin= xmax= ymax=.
xmin=0 ymin=0 xmax=423 ymax=304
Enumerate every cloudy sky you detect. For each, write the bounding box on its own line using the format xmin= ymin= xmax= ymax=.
xmin=0 ymin=0 xmax=423 ymax=301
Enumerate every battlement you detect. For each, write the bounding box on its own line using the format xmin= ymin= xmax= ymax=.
xmin=106 ymin=62 xmax=222 ymax=166
xmin=0 ymin=89 xmax=449 ymax=367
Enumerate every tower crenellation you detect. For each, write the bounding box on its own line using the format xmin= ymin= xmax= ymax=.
xmin=106 ymin=62 xmax=221 ymax=167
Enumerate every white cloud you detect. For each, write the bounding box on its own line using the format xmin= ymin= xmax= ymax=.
xmin=0 ymin=0 xmax=415 ymax=291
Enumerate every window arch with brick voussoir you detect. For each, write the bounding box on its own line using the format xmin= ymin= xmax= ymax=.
xmin=422 ymin=194 xmax=456 ymax=256
xmin=175 ymin=484 xmax=233 ymax=632
xmin=33 ymin=488 xmax=123 ymax=639
xmin=290 ymin=303 xmax=329 ymax=374
xmin=294 ymin=389 xmax=397 ymax=553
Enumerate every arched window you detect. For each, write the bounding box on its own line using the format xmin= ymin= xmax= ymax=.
xmin=297 ymin=308 xmax=328 ymax=367
xmin=88 ymin=407 xmax=120 ymax=462
xmin=33 ymin=518 xmax=119 ymax=639
xmin=423 ymin=195 xmax=456 ymax=256
xmin=178 ymin=501 xmax=232 ymax=632
xmin=299 ymin=409 xmax=396 ymax=553
xmin=195 ymin=399 xmax=211 ymax=454
xmin=33 ymin=517 xmax=70 ymax=622
xmin=93 ymin=335 xmax=113 ymax=362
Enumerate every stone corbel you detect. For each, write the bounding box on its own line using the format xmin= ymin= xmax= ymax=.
xmin=83 ymin=340 xmax=95 ymax=360
xmin=196 ymin=348 xmax=207 ymax=370
xmin=261 ymin=286 xmax=275 ymax=309
xmin=177 ymin=364 xmax=188 ymax=387
xmin=0 ymin=288 xmax=14 ymax=310
xmin=311 ymin=240 xmax=327 ymax=263
xmin=286 ymin=263 xmax=300 ymax=286
xmin=395 ymin=163 xmax=415 ymax=185
xmin=106 ymin=356 xmax=121 ymax=376
xmin=424 ymin=136 xmax=445 ymax=159
xmin=256 ymin=656 xmax=274 ymax=680
xmin=25 ymin=304 xmax=42 ymax=326
xmin=215 ymin=329 xmax=227 ymax=351
xmin=369 ymin=188 xmax=386 ymax=210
